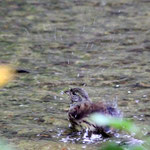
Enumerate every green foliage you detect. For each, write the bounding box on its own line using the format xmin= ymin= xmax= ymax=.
xmin=127 ymin=146 xmax=145 ymax=150
xmin=90 ymin=113 xmax=147 ymax=150
xmin=90 ymin=113 xmax=138 ymax=133
xmin=100 ymin=142 xmax=123 ymax=150
xmin=100 ymin=143 xmax=145 ymax=150
xmin=0 ymin=140 xmax=15 ymax=150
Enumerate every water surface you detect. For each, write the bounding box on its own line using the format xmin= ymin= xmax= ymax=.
xmin=0 ymin=0 xmax=150 ymax=149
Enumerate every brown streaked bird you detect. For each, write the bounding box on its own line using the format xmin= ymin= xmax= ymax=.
xmin=65 ymin=88 xmax=121 ymax=137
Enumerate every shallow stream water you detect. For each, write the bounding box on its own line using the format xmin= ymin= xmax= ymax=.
xmin=0 ymin=0 xmax=150 ymax=149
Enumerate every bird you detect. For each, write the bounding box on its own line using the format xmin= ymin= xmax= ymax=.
xmin=65 ymin=88 xmax=121 ymax=137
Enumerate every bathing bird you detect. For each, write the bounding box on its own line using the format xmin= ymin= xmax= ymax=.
xmin=65 ymin=88 xmax=120 ymax=137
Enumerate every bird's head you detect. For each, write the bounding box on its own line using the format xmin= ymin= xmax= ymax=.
xmin=65 ymin=88 xmax=90 ymax=104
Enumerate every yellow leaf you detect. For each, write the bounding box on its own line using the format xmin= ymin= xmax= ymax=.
xmin=0 ymin=65 xmax=15 ymax=87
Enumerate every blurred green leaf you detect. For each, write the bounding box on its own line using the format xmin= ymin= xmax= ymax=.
xmin=100 ymin=142 xmax=123 ymax=150
xmin=0 ymin=140 xmax=15 ymax=150
xmin=124 ymin=145 xmax=146 ymax=150
xmin=128 ymin=146 xmax=144 ymax=150
xmin=90 ymin=113 xmax=138 ymax=133
xmin=100 ymin=142 xmax=145 ymax=150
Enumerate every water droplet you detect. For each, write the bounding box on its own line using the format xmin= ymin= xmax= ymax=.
xmin=86 ymin=43 xmax=89 ymax=48
xmin=143 ymin=95 xmax=147 ymax=98
xmin=60 ymin=91 xmax=64 ymax=95
xmin=60 ymin=35 xmax=63 ymax=41
xmin=91 ymin=43 xmax=94 ymax=49
xmin=77 ymin=73 xmax=80 ymax=77
xmin=128 ymin=91 xmax=131 ymax=94
xmin=37 ymin=134 xmax=40 ymax=137
xmin=115 ymin=84 xmax=120 ymax=88
xmin=82 ymin=145 xmax=87 ymax=149
xmin=135 ymin=99 xmax=139 ymax=103
xmin=82 ymin=26 xmax=85 ymax=32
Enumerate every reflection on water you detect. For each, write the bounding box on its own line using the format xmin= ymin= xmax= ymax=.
xmin=0 ymin=0 xmax=150 ymax=149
